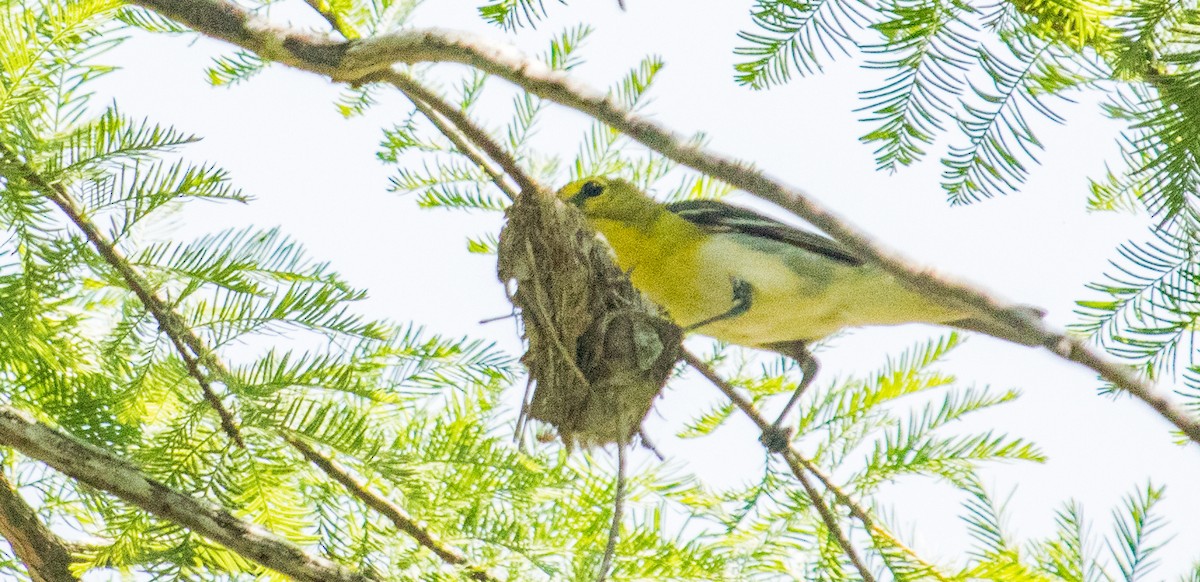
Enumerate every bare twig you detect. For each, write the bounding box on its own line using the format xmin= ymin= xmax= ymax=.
xmin=287 ymin=438 xmax=497 ymax=582
xmin=0 ymin=408 xmax=376 ymax=582
xmin=376 ymin=70 xmax=536 ymax=196
xmin=597 ymin=444 xmax=626 ymax=582
xmin=383 ymin=72 xmax=524 ymax=200
xmin=680 ymin=352 xmax=876 ymax=581
xmin=790 ymin=466 xmax=875 ymax=581
xmin=680 ymin=350 xmax=955 ymax=581
xmin=0 ymin=469 xmax=79 ymax=582
xmin=122 ymin=0 xmax=1200 ymax=443
xmin=0 ymin=143 xmax=245 ymax=448
xmin=785 ymin=453 xmax=949 ymax=580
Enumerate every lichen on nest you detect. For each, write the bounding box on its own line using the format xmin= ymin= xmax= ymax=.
xmin=497 ymin=189 xmax=681 ymax=448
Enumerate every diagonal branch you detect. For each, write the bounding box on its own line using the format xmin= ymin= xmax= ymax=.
xmin=0 ymin=143 xmax=245 ymax=447
xmin=681 ymin=351 xmax=877 ymax=581
xmin=124 ymin=0 xmax=1200 ymax=445
xmin=682 ymin=350 xmax=963 ymax=581
xmin=786 ymin=452 xmax=948 ymax=580
xmin=0 ymin=407 xmax=376 ymax=582
xmin=295 ymin=0 xmax=525 ymax=199
xmin=379 ymin=70 xmax=532 ymax=197
xmin=0 ymin=468 xmax=79 ymax=582
xmin=286 ymin=438 xmax=498 ymax=582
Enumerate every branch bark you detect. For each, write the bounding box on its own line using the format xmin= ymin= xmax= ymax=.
xmin=287 ymin=438 xmax=498 ymax=582
xmin=681 ymin=351 xmax=879 ymax=581
xmin=123 ymin=0 xmax=1200 ymax=445
xmin=0 ymin=469 xmax=79 ymax=582
xmin=0 ymin=143 xmax=246 ymax=448
xmin=0 ymin=408 xmax=376 ymax=582
xmin=682 ymin=350 xmax=960 ymax=581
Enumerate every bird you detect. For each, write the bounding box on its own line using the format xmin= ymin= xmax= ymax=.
xmin=557 ymin=176 xmax=1043 ymax=451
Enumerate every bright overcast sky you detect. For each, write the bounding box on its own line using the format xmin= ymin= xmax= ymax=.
xmin=89 ymin=0 xmax=1200 ymax=576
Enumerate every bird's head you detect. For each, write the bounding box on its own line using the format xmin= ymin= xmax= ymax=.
xmin=558 ymin=177 xmax=660 ymax=224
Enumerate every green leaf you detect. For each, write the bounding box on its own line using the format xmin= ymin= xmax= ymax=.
xmin=734 ymin=0 xmax=875 ymax=89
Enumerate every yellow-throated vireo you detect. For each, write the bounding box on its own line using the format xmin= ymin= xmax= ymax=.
xmin=558 ymin=176 xmax=1042 ymax=450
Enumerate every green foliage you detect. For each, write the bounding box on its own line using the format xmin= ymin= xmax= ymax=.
xmin=478 ymin=0 xmax=558 ymax=30
xmin=1110 ymin=482 xmax=1166 ymax=581
xmin=0 ymin=3 xmax=739 ymax=579
xmin=734 ymin=0 xmax=876 ymax=88
xmin=1074 ymin=224 xmax=1200 ymax=379
xmin=858 ymin=0 xmax=975 ymax=171
xmin=724 ymin=0 xmax=1200 ymax=402
xmin=940 ymin=30 xmax=1088 ymax=204
xmin=4 ymin=0 xmax=1199 ymax=579
xmin=681 ymin=335 xmax=1047 ymax=578
xmin=206 ymin=50 xmax=266 ymax=87
xmin=956 ymin=480 xmax=1169 ymax=581
xmin=731 ymin=0 xmax=1193 ymax=211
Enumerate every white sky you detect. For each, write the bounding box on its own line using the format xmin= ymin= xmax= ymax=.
xmin=88 ymin=0 xmax=1200 ymax=577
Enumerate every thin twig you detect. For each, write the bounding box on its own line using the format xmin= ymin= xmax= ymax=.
xmin=287 ymin=438 xmax=497 ymax=582
xmin=0 ymin=143 xmax=245 ymax=448
xmin=0 ymin=407 xmax=376 ymax=582
xmin=293 ymin=0 xmax=524 ymax=200
xmin=0 ymin=468 xmax=79 ymax=582
xmin=301 ymin=0 xmax=347 ymax=35
xmin=686 ymin=350 xmax=955 ymax=580
xmin=121 ymin=0 xmax=1200 ymax=444
xmin=689 ymin=350 xmax=950 ymax=579
xmin=385 ymin=73 xmax=522 ymax=200
xmin=785 ymin=453 xmax=950 ymax=581
xmin=597 ymin=444 xmax=625 ymax=582
xmin=790 ymin=465 xmax=875 ymax=582
xmin=377 ymin=70 xmax=535 ymax=196
xmin=680 ymin=351 xmax=876 ymax=581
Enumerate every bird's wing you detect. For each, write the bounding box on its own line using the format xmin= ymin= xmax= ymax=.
xmin=666 ymin=199 xmax=863 ymax=267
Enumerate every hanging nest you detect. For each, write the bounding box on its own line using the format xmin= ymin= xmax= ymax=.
xmin=497 ymin=189 xmax=682 ymax=448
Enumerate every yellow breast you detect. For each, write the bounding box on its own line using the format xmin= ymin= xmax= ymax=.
xmin=590 ymin=214 xmax=969 ymax=347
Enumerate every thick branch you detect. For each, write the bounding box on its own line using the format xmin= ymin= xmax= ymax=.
xmin=124 ymin=0 xmax=1200 ymax=444
xmin=0 ymin=408 xmax=375 ymax=581
xmin=287 ymin=438 xmax=497 ymax=582
xmin=0 ymin=470 xmax=78 ymax=582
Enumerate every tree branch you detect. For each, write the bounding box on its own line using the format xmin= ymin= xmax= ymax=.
xmin=0 ymin=142 xmax=246 ymax=448
xmin=294 ymin=0 xmax=526 ymax=199
xmin=0 ymin=469 xmax=79 ymax=582
xmin=680 ymin=350 xmax=960 ymax=581
xmin=785 ymin=452 xmax=948 ymax=580
xmin=286 ymin=438 xmax=498 ymax=582
xmin=597 ymin=444 xmax=625 ymax=582
xmin=379 ymin=70 xmax=531 ymax=197
xmin=680 ymin=351 xmax=878 ymax=581
xmin=0 ymin=407 xmax=376 ymax=582
xmin=124 ymin=0 xmax=1200 ymax=444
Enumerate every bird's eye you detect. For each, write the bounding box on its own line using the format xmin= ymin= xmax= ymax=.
xmin=579 ymin=181 xmax=605 ymax=199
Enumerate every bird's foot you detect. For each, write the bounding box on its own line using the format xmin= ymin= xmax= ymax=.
xmin=759 ymin=424 xmax=793 ymax=454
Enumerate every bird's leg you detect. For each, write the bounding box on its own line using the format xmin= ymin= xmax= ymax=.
xmin=758 ymin=340 xmax=819 ymax=453
xmin=684 ymin=277 xmax=753 ymax=332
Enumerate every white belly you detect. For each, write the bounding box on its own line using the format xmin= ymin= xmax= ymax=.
xmin=638 ymin=235 xmax=967 ymax=346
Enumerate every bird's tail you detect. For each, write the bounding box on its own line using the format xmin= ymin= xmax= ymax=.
xmin=946 ymin=305 xmax=1047 ymax=347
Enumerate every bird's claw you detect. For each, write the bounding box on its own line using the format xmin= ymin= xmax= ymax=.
xmin=759 ymin=424 xmax=793 ymax=453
